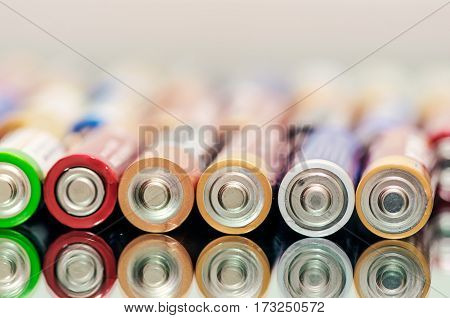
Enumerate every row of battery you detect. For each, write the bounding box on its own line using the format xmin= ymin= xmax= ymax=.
xmin=1 ymin=200 xmax=449 ymax=298
xmin=0 ymin=71 xmax=449 ymax=241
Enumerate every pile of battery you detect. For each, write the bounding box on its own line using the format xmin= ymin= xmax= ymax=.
xmin=0 ymin=62 xmax=450 ymax=298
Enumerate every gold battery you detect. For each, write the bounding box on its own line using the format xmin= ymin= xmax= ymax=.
xmin=197 ymin=81 xmax=291 ymax=234
xmin=119 ymin=79 xmax=223 ymax=232
xmin=356 ymin=126 xmax=435 ymax=239
xmin=196 ymin=236 xmax=270 ymax=298
xmin=354 ymin=239 xmax=430 ymax=298
xmin=118 ymin=234 xmax=193 ymax=298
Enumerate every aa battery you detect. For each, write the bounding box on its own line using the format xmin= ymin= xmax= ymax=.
xmin=43 ymin=231 xmax=116 ymax=298
xmin=119 ymin=80 xmax=222 ymax=233
xmin=195 ymin=236 xmax=270 ymax=298
xmin=278 ymin=127 xmax=362 ymax=237
xmin=354 ymin=238 xmax=430 ymax=298
xmin=0 ymin=128 xmax=65 ymax=227
xmin=118 ymin=234 xmax=193 ymax=298
xmin=197 ymin=81 xmax=290 ymax=234
xmin=44 ymin=127 xmax=139 ymax=228
xmin=356 ymin=126 xmax=435 ymax=239
xmin=0 ymin=229 xmax=41 ymax=298
xmin=276 ymin=238 xmax=353 ymax=298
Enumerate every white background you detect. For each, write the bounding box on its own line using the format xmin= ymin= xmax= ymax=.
xmin=0 ymin=0 xmax=449 ymax=77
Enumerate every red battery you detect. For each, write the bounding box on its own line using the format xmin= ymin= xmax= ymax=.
xmin=44 ymin=127 xmax=139 ymax=228
xmin=43 ymin=231 xmax=116 ymax=298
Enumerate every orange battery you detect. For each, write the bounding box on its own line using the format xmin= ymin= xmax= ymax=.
xmin=356 ymin=126 xmax=435 ymax=239
xmin=354 ymin=238 xmax=430 ymax=298
xmin=196 ymin=236 xmax=270 ymax=298
xmin=119 ymin=80 xmax=223 ymax=232
xmin=118 ymin=234 xmax=193 ymax=298
xmin=197 ymin=80 xmax=292 ymax=234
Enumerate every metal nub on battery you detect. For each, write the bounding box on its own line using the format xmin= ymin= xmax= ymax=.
xmin=56 ymin=167 xmax=106 ymax=217
xmin=197 ymin=160 xmax=272 ymax=234
xmin=354 ymin=240 xmax=430 ymax=298
xmin=277 ymin=238 xmax=353 ymax=298
xmin=356 ymin=157 xmax=433 ymax=239
xmin=278 ymin=160 xmax=355 ymax=237
xmin=118 ymin=234 xmax=193 ymax=298
xmin=0 ymin=163 xmax=31 ymax=219
xmin=43 ymin=231 xmax=116 ymax=298
xmin=0 ymin=230 xmax=40 ymax=298
xmin=118 ymin=158 xmax=194 ymax=233
xmin=196 ymin=236 xmax=270 ymax=298
xmin=55 ymin=243 xmax=105 ymax=297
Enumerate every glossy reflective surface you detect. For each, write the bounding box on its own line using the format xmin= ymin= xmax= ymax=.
xmin=1 ymin=202 xmax=449 ymax=298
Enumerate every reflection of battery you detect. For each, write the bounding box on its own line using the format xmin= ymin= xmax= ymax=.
xmin=118 ymin=234 xmax=193 ymax=298
xmin=44 ymin=127 xmax=139 ymax=228
xmin=197 ymin=81 xmax=290 ymax=234
xmin=0 ymin=229 xmax=41 ymax=298
xmin=276 ymin=238 xmax=353 ymax=298
xmin=196 ymin=236 xmax=270 ymax=298
xmin=354 ymin=239 xmax=430 ymax=298
xmin=0 ymin=128 xmax=65 ymax=227
xmin=43 ymin=231 xmax=116 ymax=298
xmin=356 ymin=127 xmax=435 ymax=239
xmin=279 ymin=127 xmax=361 ymax=237
xmin=119 ymin=81 xmax=222 ymax=232
xmin=423 ymin=203 xmax=450 ymax=272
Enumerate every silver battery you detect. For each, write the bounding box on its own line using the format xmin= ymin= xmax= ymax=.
xmin=355 ymin=241 xmax=429 ymax=298
xmin=278 ymin=128 xmax=360 ymax=237
xmin=55 ymin=243 xmax=105 ymax=298
xmin=277 ymin=238 xmax=353 ymax=298
xmin=197 ymin=237 xmax=269 ymax=298
xmin=125 ymin=245 xmax=185 ymax=297
xmin=56 ymin=167 xmax=106 ymax=217
xmin=0 ymin=238 xmax=31 ymax=297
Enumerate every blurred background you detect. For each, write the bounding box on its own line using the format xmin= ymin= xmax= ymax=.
xmin=0 ymin=0 xmax=449 ymax=77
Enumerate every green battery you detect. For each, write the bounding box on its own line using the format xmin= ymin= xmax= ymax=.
xmin=0 ymin=128 xmax=65 ymax=227
xmin=0 ymin=229 xmax=41 ymax=297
